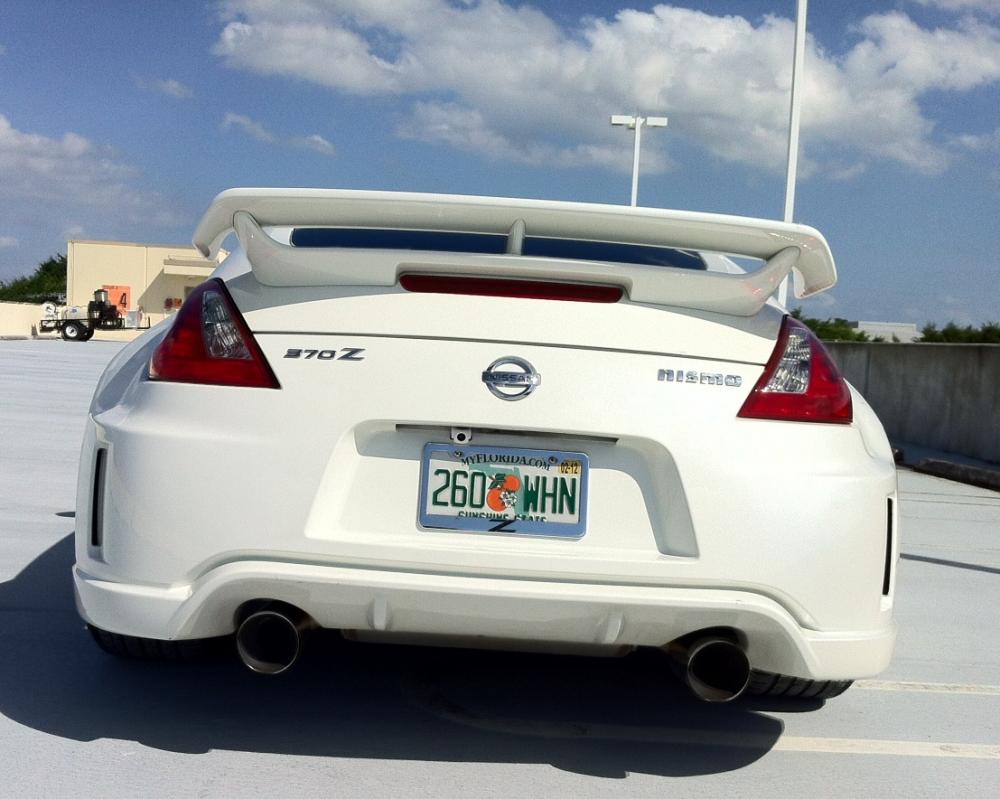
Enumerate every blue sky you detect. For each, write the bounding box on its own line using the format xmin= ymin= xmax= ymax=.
xmin=1 ymin=0 xmax=997 ymax=325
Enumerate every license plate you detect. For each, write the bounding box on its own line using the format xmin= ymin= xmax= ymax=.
xmin=418 ymin=443 xmax=589 ymax=538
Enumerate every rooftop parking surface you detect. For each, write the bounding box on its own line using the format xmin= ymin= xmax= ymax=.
xmin=0 ymin=339 xmax=997 ymax=798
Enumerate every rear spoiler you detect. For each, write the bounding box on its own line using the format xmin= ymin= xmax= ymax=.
xmin=193 ymin=188 xmax=836 ymax=316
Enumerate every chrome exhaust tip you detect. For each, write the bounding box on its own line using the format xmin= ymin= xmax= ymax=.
xmin=670 ymin=635 xmax=752 ymax=703
xmin=235 ymin=605 xmax=313 ymax=675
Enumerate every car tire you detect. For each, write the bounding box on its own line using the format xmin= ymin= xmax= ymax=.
xmin=61 ymin=321 xmax=85 ymax=341
xmin=746 ymin=670 xmax=853 ymax=700
xmin=88 ymin=625 xmax=229 ymax=663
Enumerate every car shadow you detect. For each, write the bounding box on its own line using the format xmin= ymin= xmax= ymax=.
xmin=0 ymin=535 xmax=789 ymax=778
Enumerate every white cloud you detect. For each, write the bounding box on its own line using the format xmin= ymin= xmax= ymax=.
xmin=216 ymin=18 xmax=405 ymax=94
xmin=223 ymin=113 xmax=338 ymax=157
xmin=0 ymin=113 xmax=171 ymax=218
xmin=912 ymin=1 xmax=1000 ymax=16
xmin=212 ymin=2 xmax=1000 ymax=180
xmin=953 ymin=126 xmax=1000 ymax=150
xmin=221 ymin=111 xmax=276 ymax=142
xmin=136 ymin=76 xmax=194 ymax=99
xmin=399 ymin=101 xmax=669 ymax=173
xmin=846 ymin=13 xmax=1000 ymax=94
xmin=292 ymin=133 xmax=336 ymax=155
xmin=827 ymin=163 xmax=868 ymax=182
xmin=0 ymin=114 xmax=182 ymax=282
xmin=0 ymin=235 xmax=17 ymax=248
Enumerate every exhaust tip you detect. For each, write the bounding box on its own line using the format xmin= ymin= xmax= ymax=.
xmin=235 ymin=607 xmax=309 ymax=675
xmin=685 ymin=637 xmax=751 ymax=703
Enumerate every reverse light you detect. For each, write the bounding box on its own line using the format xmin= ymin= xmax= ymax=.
xmin=149 ymin=279 xmax=279 ymax=388
xmin=737 ymin=316 xmax=851 ymax=424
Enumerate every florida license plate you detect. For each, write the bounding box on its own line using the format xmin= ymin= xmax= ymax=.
xmin=418 ymin=443 xmax=589 ymax=538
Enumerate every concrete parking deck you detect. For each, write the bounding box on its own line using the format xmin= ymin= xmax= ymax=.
xmin=1 ymin=339 xmax=997 ymax=798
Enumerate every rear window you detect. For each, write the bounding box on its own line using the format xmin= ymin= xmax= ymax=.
xmin=290 ymin=228 xmax=706 ymax=270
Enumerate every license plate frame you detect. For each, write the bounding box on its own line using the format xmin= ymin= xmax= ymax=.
xmin=418 ymin=443 xmax=589 ymax=539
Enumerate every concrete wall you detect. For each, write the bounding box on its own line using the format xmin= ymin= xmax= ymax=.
xmin=827 ymin=342 xmax=1000 ymax=464
xmin=0 ymin=301 xmax=44 ymax=338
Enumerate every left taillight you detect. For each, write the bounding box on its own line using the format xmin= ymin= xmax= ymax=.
xmin=149 ymin=278 xmax=280 ymax=389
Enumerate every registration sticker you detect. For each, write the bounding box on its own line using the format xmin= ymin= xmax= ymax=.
xmin=418 ymin=443 xmax=589 ymax=538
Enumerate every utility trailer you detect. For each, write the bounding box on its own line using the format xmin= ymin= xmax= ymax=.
xmin=39 ymin=288 xmax=128 ymax=341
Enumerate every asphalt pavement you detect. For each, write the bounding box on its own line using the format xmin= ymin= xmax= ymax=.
xmin=1 ymin=339 xmax=997 ymax=798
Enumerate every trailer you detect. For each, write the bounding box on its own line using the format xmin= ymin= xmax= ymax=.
xmin=39 ymin=288 xmax=133 ymax=341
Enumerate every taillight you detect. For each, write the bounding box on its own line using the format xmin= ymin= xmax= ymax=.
xmin=737 ymin=316 xmax=851 ymax=424
xmin=149 ymin=279 xmax=279 ymax=388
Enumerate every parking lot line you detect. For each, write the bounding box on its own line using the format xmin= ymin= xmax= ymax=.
xmin=855 ymin=679 xmax=1000 ymax=695
xmin=418 ymin=704 xmax=1000 ymax=759
xmin=402 ymin=678 xmax=1000 ymax=759
xmin=771 ymin=737 xmax=1000 ymax=759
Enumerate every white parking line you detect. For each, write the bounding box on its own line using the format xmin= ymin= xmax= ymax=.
xmin=403 ymin=678 xmax=1000 ymax=759
xmin=772 ymin=737 xmax=999 ymax=759
xmin=429 ymin=710 xmax=1000 ymax=760
xmin=855 ymin=680 xmax=1000 ymax=696
xmin=536 ymin=724 xmax=1000 ymax=760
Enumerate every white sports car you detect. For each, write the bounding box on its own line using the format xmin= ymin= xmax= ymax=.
xmin=74 ymin=189 xmax=897 ymax=702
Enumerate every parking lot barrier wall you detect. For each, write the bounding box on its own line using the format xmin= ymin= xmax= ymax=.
xmin=0 ymin=301 xmax=44 ymax=338
xmin=827 ymin=342 xmax=1000 ymax=464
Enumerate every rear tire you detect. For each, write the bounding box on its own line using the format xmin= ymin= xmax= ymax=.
xmin=746 ymin=670 xmax=852 ymax=700
xmin=88 ymin=625 xmax=228 ymax=663
xmin=61 ymin=321 xmax=85 ymax=341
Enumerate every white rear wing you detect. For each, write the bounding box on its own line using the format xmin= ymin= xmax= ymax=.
xmin=193 ymin=188 xmax=837 ymax=317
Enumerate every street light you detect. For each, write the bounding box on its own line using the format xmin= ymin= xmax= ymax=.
xmin=779 ymin=0 xmax=809 ymax=307
xmin=610 ymin=114 xmax=668 ymax=206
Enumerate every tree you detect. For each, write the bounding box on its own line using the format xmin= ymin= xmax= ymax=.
xmin=919 ymin=321 xmax=1000 ymax=344
xmin=0 ymin=254 xmax=67 ymax=303
xmin=791 ymin=311 xmax=999 ymax=344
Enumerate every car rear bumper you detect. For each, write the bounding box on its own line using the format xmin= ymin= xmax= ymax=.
xmin=74 ymin=560 xmax=895 ymax=680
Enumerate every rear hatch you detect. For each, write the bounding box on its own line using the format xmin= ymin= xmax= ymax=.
xmin=161 ymin=189 xmax=850 ymax=593
xmin=223 ymin=260 xmax=779 ymax=585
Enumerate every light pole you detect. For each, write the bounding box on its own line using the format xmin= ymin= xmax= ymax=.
xmin=779 ymin=0 xmax=808 ymax=307
xmin=611 ymin=114 xmax=668 ymax=206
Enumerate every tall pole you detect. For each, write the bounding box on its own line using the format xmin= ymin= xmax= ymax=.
xmin=611 ymin=114 xmax=667 ymax=206
xmin=779 ymin=0 xmax=808 ymax=307
xmin=630 ymin=119 xmax=642 ymax=207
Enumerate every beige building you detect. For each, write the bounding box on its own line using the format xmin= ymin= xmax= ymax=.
xmin=67 ymin=240 xmax=226 ymax=330
xmin=847 ymin=320 xmax=921 ymax=343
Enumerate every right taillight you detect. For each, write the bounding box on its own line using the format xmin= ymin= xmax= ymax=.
xmin=738 ymin=316 xmax=852 ymax=424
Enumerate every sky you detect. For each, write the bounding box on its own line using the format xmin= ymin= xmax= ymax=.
xmin=0 ymin=0 xmax=997 ymax=325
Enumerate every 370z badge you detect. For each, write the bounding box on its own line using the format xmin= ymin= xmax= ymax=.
xmin=284 ymin=348 xmax=365 ymax=361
